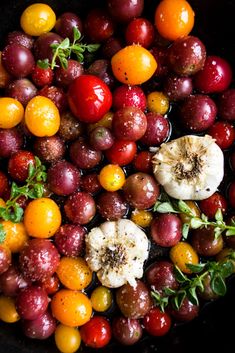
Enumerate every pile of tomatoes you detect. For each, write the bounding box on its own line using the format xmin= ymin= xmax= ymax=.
xmin=0 ymin=0 xmax=234 ymax=352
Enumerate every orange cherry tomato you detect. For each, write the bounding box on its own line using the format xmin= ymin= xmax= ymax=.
xmin=56 ymin=257 xmax=92 ymax=291
xmin=1 ymin=221 xmax=28 ymax=253
xmin=147 ymin=91 xmax=169 ymax=115
xmin=25 ymin=96 xmax=60 ymax=137
xmin=111 ymin=45 xmax=157 ymax=85
xmin=0 ymin=296 xmax=20 ymax=323
xmin=99 ymin=164 xmax=125 ymax=191
xmin=170 ymin=241 xmax=199 ymax=274
xmin=23 ymin=197 xmax=61 ymax=238
xmin=155 ymin=0 xmax=195 ymax=41
xmin=0 ymin=97 xmax=24 ymax=129
xmin=51 ymin=289 xmax=92 ymax=327
xmin=20 ymin=3 xmax=56 ymax=36
xmin=131 ymin=209 xmax=153 ymax=228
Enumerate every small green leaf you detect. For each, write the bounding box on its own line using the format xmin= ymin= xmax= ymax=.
xmin=0 ymin=223 xmax=6 ymax=243
xmin=187 ymin=287 xmax=199 ymax=306
xmin=201 ymin=213 xmax=208 ymax=222
xmin=28 ymin=162 xmax=35 ymax=179
xmin=215 ymin=208 xmax=223 ymax=222
xmin=219 ymin=260 xmax=234 ymax=278
xmin=182 ymin=223 xmax=190 ymax=239
xmin=211 ymin=274 xmax=226 ymax=296
xmin=72 ymin=45 xmax=85 ymax=53
xmin=178 ymin=200 xmax=194 ymax=216
xmin=86 ymin=43 xmax=100 ymax=53
xmin=35 ymin=156 xmax=41 ymax=168
xmin=225 ymin=228 xmax=235 ymax=236
xmin=75 ymin=52 xmax=84 ymax=62
xmin=59 ymin=57 xmax=68 ymax=70
xmin=37 ymin=59 xmax=50 ymax=69
xmin=174 ymin=266 xmax=189 ymax=283
xmin=73 ymin=27 xmax=81 ymax=41
xmin=186 ymin=263 xmax=206 ymax=273
xmin=58 ymin=38 xmax=70 ymax=50
xmin=0 ymin=208 xmax=11 ymax=221
xmin=10 ymin=182 xmax=20 ymax=198
xmin=164 ymin=287 xmax=176 ymax=295
xmin=154 ymin=202 xmax=179 ymax=214
xmin=34 ymin=184 xmax=44 ymax=198
xmin=190 ymin=217 xmax=203 ymax=229
xmin=214 ymin=227 xmax=223 ymax=239
xmin=11 ymin=204 xmax=24 ymax=223
xmin=172 ymin=291 xmax=186 ymax=310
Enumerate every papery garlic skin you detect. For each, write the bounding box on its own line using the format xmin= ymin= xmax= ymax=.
xmin=152 ymin=135 xmax=224 ymax=200
xmin=85 ymin=219 xmax=149 ymax=288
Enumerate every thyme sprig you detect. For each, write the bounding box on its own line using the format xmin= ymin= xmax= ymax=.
xmin=37 ymin=27 xmax=100 ymax=70
xmin=151 ymin=255 xmax=235 ymax=312
xmin=0 ymin=157 xmax=47 ymax=230
xmin=154 ymin=198 xmax=235 ymax=239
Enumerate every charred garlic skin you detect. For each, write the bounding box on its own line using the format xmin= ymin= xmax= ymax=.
xmin=152 ymin=135 xmax=224 ymax=200
xmin=85 ymin=219 xmax=149 ymax=288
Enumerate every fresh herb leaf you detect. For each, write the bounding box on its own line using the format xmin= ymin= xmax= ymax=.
xmin=215 ymin=208 xmax=223 ymax=222
xmin=178 ymin=200 xmax=194 ymax=216
xmin=37 ymin=59 xmax=50 ymax=69
xmin=211 ymin=274 xmax=226 ymax=296
xmin=186 ymin=263 xmax=206 ymax=273
xmin=190 ymin=217 xmax=203 ymax=229
xmin=174 ymin=266 xmax=189 ymax=283
xmin=187 ymin=287 xmax=199 ymax=306
xmin=0 ymin=223 xmax=6 ymax=243
xmin=73 ymin=27 xmax=81 ymax=41
xmin=182 ymin=223 xmax=190 ymax=239
xmin=154 ymin=202 xmax=179 ymax=214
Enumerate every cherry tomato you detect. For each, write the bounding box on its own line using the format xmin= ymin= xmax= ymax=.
xmin=199 ymin=192 xmax=227 ymax=219
xmin=20 ymin=3 xmax=56 ymax=36
xmin=25 ymin=96 xmax=60 ymax=137
xmin=131 ymin=209 xmax=153 ymax=228
xmin=0 ymin=51 xmax=11 ymax=89
xmin=105 ymin=140 xmax=137 ymax=166
xmin=0 ymin=97 xmax=24 ymax=129
xmin=91 ymin=286 xmax=113 ymax=312
xmin=55 ymin=324 xmax=81 ymax=353
xmin=51 ymin=289 xmax=92 ymax=327
xmin=133 ymin=151 xmax=154 ymax=174
xmin=8 ymin=150 xmax=35 ymax=182
xmin=155 ymin=0 xmax=195 ymax=41
xmin=31 ymin=65 xmax=54 ymax=87
xmin=24 ymin=198 xmax=62 ymax=238
xmin=170 ymin=241 xmax=199 ymax=274
xmin=80 ymin=316 xmax=112 ymax=348
xmin=147 ymin=91 xmax=169 ymax=115
xmin=0 ymin=296 xmax=20 ymax=323
xmin=143 ymin=307 xmax=171 ymax=336
xmin=111 ymin=45 xmax=157 ymax=85
xmin=1 ymin=221 xmax=28 ymax=253
xmin=207 ymin=121 xmax=235 ymax=150
xmin=56 ymin=257 xmax=92 ymax=291
xmin=125 ymin=18 xmax=155 ymax=48
xmin=99 ymin=164 xmax=125 ymax=191
xmin=68 ymin=75 xmax=112 ymax=123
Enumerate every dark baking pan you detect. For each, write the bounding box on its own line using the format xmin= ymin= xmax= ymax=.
xmin=0 ymin=0 xmax=235 ymax=352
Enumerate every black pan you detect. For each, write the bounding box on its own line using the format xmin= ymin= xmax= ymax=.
xmin=0 ymin=0 xmax=235 ymax=352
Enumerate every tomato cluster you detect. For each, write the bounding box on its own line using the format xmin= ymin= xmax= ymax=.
xmin=0 ymin=0 xmax=234 ymax=352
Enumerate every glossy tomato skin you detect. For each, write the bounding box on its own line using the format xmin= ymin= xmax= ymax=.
xmin=80 ymin=316 xmax=112 ymax=348
xmin=143 ymin=307 xmax=171 ymax=336
xmin=105 ymin=140 xmax=137 ymax=166
xmin=68 ymin=75 xmax=112 ymax=123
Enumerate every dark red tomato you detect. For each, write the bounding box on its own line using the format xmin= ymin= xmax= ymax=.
xmin=0 ymin=171 xmax=8 ymax=197
xmin=194 ymin=56 xmax=232 ymax=94
xmin=105 ymin=140 xmax=137 ymax=166
xmin=8 ymin=150 xmax=35 ymax=182
xmin=80 ymin=173 xmax=102 ymax=195
xmin=31 ymin=65 xmax=53 ymax=87
xmin=125 ymin=18 xmax=155 ymax=48
xmin=107 ymin=0 xmax=144 ymax=23
xmin=143 ymin=307 xmax=171 ymax=336
xmin=133 ymin=151 xmax=153 ymax=173
xmin=207 ymin=121 xmax=235 ymax=150
xmin=170 ymin=298 xmax=199 ymax=322
xmin=80 ymin=316 xmax=112 ymax=348
xmin=38 ymin=274 xmax=60 ymax=295
xmin=112 ymin=85 xmax=147 ymax=112
xmin=199 ymin=192 xmax=227 ymax=219
xmin=68 ymin=75 xmax=112 ymax=123
xmin=55 ymin=12 xmax=83 ymax=41
xmin=85 ymin=9 xmax=114 ymax=42
xmin=38 ymin=86 xmax=68 ymax=113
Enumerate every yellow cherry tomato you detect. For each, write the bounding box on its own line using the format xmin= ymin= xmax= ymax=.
xmin=25 ymin=96 xmax=60 ymax=137
xmin=155 ymin=0 xmax=195 ymax=41
xmin=23 ymin=197 xmax=61 ymax=238
xmin=20 ymin=3 xmax=56 ymax=36
xmin=55 ymin=324 xmax=81 ymax=353
xmin=99 ymin=164 xmax=125 ymax=191
xmin=57 ymin=257 xmax=92 ymax=291
xmin=1 ymin=221 xmax=28 ymax=253
xmin=0 ymin=296 xmax=20 ymax=323
xmin=87 ymin=112 xmax=113 ymax=133
xmin=131 ymin=209 xmax=153 ymax=228
xmin=111 ymin=45 xmax=157 ymax=85
xmin=91 ymin=286 xmax=113 ymax=312
xmin=0 ymin=97 xmax=24 ymax=129
xmin=170 ymin=241 xmax=199 ymax=274
xmin=147 ymin=91 xmax=169 ymax=115
xmin=51 ymin=289 xmax=92 ymax=327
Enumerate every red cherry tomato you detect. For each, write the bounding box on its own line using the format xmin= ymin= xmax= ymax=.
xmin=133 ymin=151 xmax=153 ymax=173
xmin=207 ymin=121 xmax=235 ymax=150
xmin=105 ymin=140 xmax=137 ymax=166
xmin=80 ymin=316 xmax=111 ymax=348
xmin=143 ymin=307 xmax=171 ymax=336
xmin=31 ymin=65 xmax=54 ymax=87
xmin=125 ymin=18 xmax=155 ymax=48
xmin=68 ymin=75 xmax=112 ymax=123
xmin=199 ymin=192 xmax=227 ymax=219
